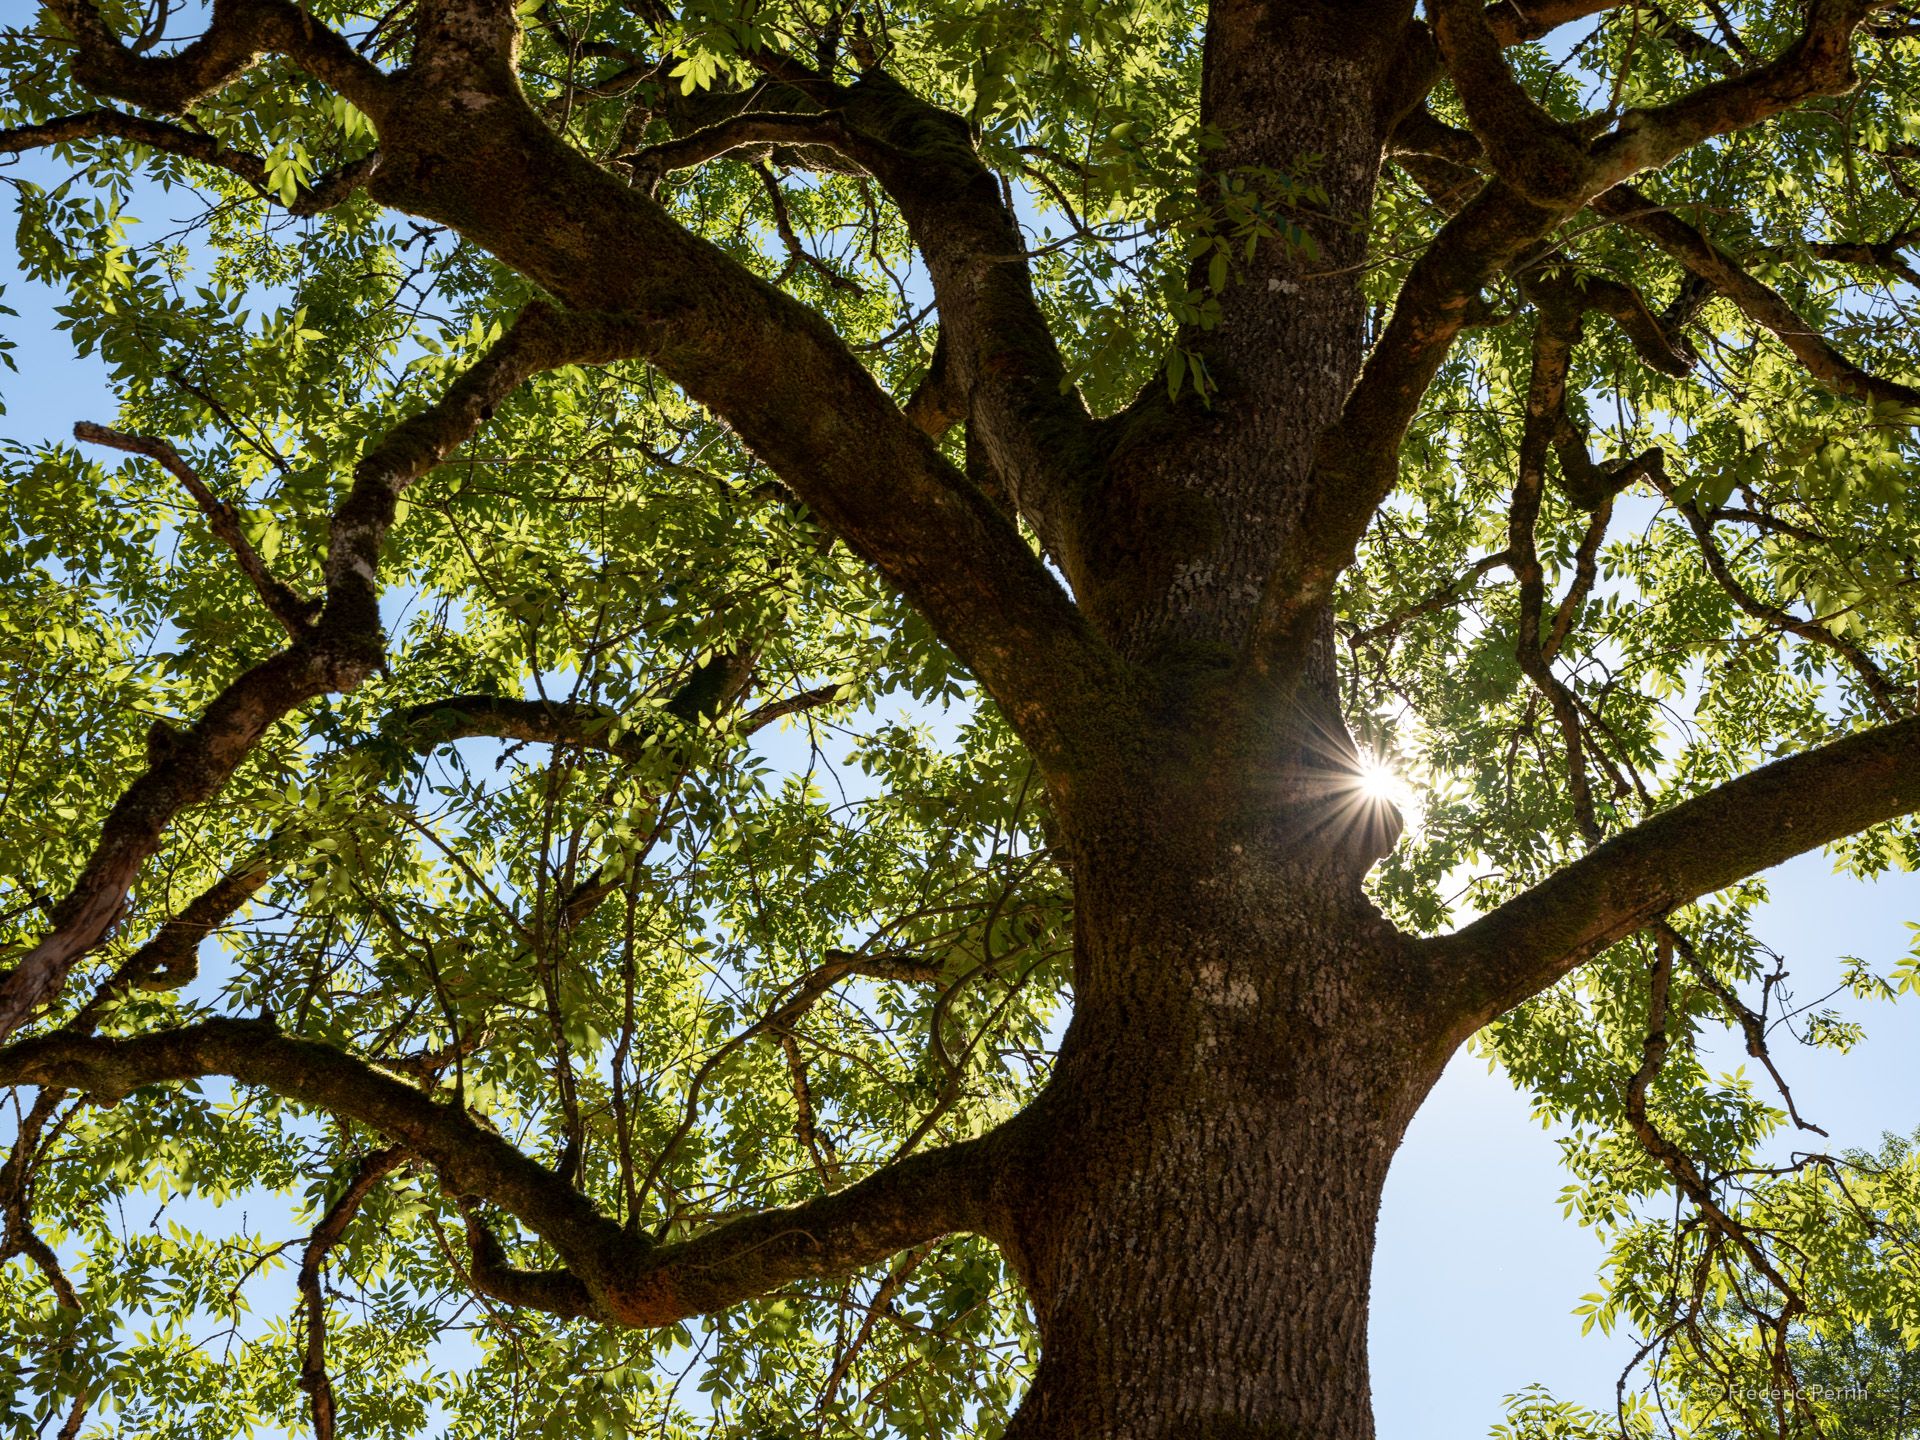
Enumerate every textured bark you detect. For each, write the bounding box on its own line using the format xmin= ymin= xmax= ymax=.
xmin=1087 ymin=3 xmax=1407 ymax=671
xmin=990 ymin=801 xmax=1438 ymax=1440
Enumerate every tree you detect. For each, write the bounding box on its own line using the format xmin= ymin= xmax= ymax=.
xmin=3 ymin=0 xmax=1920 ymax=1434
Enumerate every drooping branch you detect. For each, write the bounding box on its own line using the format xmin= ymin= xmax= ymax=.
xmin=636 ymin=949 xmax=944 ymax=1212
xmin=1422 ymin=713 xmax=1920 ymax=1031
xmin=93 ymin=660 xmax=833 ymax=1010
xmin=1622 ymin=931 xmax=1806 ymax=1320
xmin=1664 ymin=924 xmax=1828 ymax=1136
xmin=0 ymin=1086 xmax=89 ymax=1438
xmin=0 ymin=1019 xmax=1002 ymax=1329
xmin=1650 ymin=471 xmax=1906 ymax=721
xmin=1348 ymin=549 xmax=1516 ymax=647
xmin=0 ymin=305 xmax=656 ymax=1041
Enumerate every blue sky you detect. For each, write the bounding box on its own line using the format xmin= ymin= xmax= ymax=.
xmin=1374 ymin=850 xmax=1920 ymax=1436
xmin=5 ymin=147 xmax=1920 ymax=1440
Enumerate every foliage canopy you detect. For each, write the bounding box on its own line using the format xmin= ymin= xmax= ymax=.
xmin=4 ymin=0 xmax=1920 ymax=1436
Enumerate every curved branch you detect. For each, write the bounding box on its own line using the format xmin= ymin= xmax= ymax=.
xmin=1487 ymin=0 xmax=1627 ymax=45
xmin=1396 ymin=118 xmax=1915 ymax=411
xmin=1280 ymin=0 xmax=1880 ymax=658
xmin=1651 ymin=473 xmax=1904 ymax=721
xmin=595 ymin=58 xmax=1093 ymax=571
xmin=43 ymin=0 xmax=1131 ymax=778
xmin=43 ymin=0 xmax=388 ymax=115
xmin=72 ymin=422 xmax=319 ymax=636
xmin=121 ymin=848 xmax=280 ymax=993
xmin=1548 ymin=274 xmax=1695 ymax=378
xmin=624 ymin=111 xmax=856 ymax=182
xmin=458 ymin=1205 xmax=603 ymax=1320
xmin=1422 ymin=714 xmax=1920 ymax=1032
xmin=1587 ymin=0 xmax=1879 ymax=188
xmin=1509 ymin=298 xmax=1606 ymax=843
xmin=0 ymin=305 xmax=654 ymax=1041
xmin=1594 ymin=185 xmax=1920 ymax=409
xmin=0 ymin=1019 xmax=1001 ymax=1328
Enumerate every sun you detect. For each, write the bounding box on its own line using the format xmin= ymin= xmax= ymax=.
xmin=1351 ymin=748 xmax=1421 ymax=829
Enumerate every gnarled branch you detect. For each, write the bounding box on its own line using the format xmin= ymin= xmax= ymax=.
xmin=0 ymin=1019 xmax=1001 ymax=1329
xmin=42 ymin=0 xmax=388 ymax=115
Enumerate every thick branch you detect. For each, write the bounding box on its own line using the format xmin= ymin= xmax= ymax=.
xmin=1587 ymin=0 xmax=1879 ymax=189
xmin=1436 ymin=0 xmax=1881 ymax=208
xmin=1423 ymin=715 xmax=1920 ymax=1031
xmin=355 ymin=78 xmax=1128 ymax=780
xmin=1281 ymin=0 xmax=1878 ymax=657
xmin=1487 ymin=0 xmax=1627 ymax=44
xmin=0 ymin=1019 xmax=1000 ymax=1328
xmin=1546 ymin=274 xmax=1695 ymax=378
xmin=826 ymin=71 xmax=1099 ymax=567
xmin=122 ymin=848 xmax=279 ymax=993
xmin=459 ymin=1206 xmax=603 ymax=1320
xmin=42 ymin=0 xmax=388 ymax=115
xmin=605 ymin=64 xmax=1090 ymax=563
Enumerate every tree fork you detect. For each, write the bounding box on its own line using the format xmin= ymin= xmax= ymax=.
xmin=7 ymin=0 xmax=1920 ymax=1436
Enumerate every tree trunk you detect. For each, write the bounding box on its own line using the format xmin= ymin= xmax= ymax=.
xmin=993 ymin=805 xmax=1449 ymax=1440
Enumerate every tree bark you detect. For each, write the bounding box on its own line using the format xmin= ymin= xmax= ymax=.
xmin=988 ymin=798 xmax=1446 ymax=1440
xmin=14 ymin=3 xmax=1920 ymax=1438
